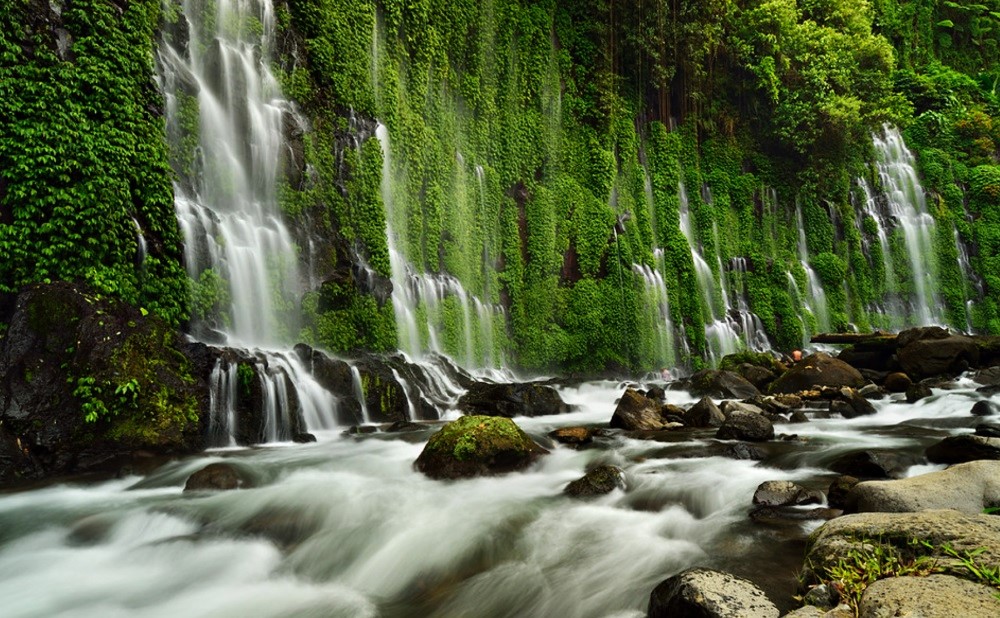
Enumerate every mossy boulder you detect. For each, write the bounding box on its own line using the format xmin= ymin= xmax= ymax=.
xmin=769 ymin=352 xmax=864 ymax=394
xmin=0 ymin=283 xmax=205 ymax=485
xmin=458 ymin=381 xmax=569 ymax=418
xmin=414 ymin=415 xmax=548 ymax=480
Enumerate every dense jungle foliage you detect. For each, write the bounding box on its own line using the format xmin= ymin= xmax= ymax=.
xmin=2 ymin=0 xmax=1000 ymax=374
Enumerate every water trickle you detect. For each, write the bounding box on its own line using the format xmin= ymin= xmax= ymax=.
xmin=350 ymin=366 xmax=370 ymax=424
xmin=131 ymin=217 xmax=147 ymax=268
xmin=794 ymin=203 xmax=831 ymax=333
xmin=633 ymin=255 xmax=678 ymax=369
xmin=208 ymin=358 xmax=238 ymax=447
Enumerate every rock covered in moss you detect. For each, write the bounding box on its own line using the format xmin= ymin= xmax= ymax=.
xmin=458 ymin=381 xmax=568 ymax=418
xmin=184 ymin=462 xmax=253 ymax=492
xmin=414 ymin=415 xmax=548 ymax=479
xmin=0 ymin=283 xmax=205 ymax=485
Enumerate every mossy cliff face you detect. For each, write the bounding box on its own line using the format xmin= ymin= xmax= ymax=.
xmin=0 ymin=283 xmax=204 ymax=483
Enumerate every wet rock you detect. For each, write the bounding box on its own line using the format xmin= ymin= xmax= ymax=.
xmin=238 ymin=506 xmax=324 ymax=550
xmin=858 ymin=574 xmax=1000 ymax=618
xmin=971 ymin=400 xmax=998 ymax=416
xmin=292 ymin=432 xmax=316 ymax=443
xmin=548 ymin=426 xmax=594 ymax=445
xmin=827 ymin=476 xmax=860 ymax=510
xmin=684 ymin=397 xmax=725 ymax=428
xmin=458 ymin=381 xmax=568 ymax=418
xmin=770 ymin=353 xmax=865 ymax=394
xmin=829 ymin=449 xmax=921 ymax=479
xmin=905 ymin=383 xmax=932 ymax=403
xmin=753 ymin=480 xmax=823 ymax=507
xmin=646 ymin=385 xmax=666 ymax=401
xmin=802 ymin=583 xmax=838 ymax=610
xmin=835 ymin=388 xmax=876 ymax=418
xmin=847 ymin=460 xmax=1000 ymax=514
xmin=749 ymin=506 xmax=839 ymax=525
xmin=386 ymin=421 xmax=423 ymax=433
xmin=564 ymin=465 xmax=625 ymax=497
xmin=184 ymin=462 xmax=251 ymax=492
xmin=688 ymin=369 xmax=761 ymax=400
xmin=353 ymin=356 xmax=435 ymax=422
xmin=610 ymin=389 xmax=670 ymax=431
xmin=414 ymin=416 xmax=548 ymax=480
xmin=896 ymin=327 xmax=979 ymax=380
xmin=344 ymin=425 xmax=377 ymax=435
xmin=723 ymin=442 xmax=767 ymax=460
xmin=972 ymin=366 xmax=1000 ymax=386
xmin=789 ymin=410 xmax=810 ymax=423
xmin=647 ymin=567 xmax=779 ymax=618
xmin=858 ymin=383 xmax=885 ymax=399
xmin=975 ymin=422 xmax=1000 ymax=438
xmin=737 ymin=363 xmax=777 ymax=390
xmin=716 ymin=410 xmax=774 ymax=442
xmin=926 ymin=434 xmax=1000 ymax=464
xmin=883 ymin=372 xmax=912 ymax=393
xmin=721 ymin=400 xmax=766 ymax=416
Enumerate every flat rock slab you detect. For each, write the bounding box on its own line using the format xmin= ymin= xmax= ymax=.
xmin=848 ymin=460 xmax=1000 ymax=514
xmin=648 ymin=567 xmax=779 ymax=618
xmin=859 ymin=574 xmax=1000 ymax=618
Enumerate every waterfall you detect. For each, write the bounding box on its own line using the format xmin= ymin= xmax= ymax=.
xmin=633 ymin=253 xmax=678 ymax=369
xmin=375 ymin=124 xmax=503 ymax=368
xmin=159 ymin=0 xmax=339 ymax=444
xmin=872 ymin=125 xmax=941 ymax=326
xmin=794 ymin=203 xmax=831 ymax=333
xmin=131 ymin=217 xmax=148 ymax=268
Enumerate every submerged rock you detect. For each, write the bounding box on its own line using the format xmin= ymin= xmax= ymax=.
xmin=847 ymin=460 xmax=1000 ymax=514
xmin=184 ymin=462 xmax=252 ymax=492
xmin=458 ymin=381 xmax=568 ymax=418
xmin=770 ymin=353 xmax=864 ymax=395
xmin=905 ymin=383 xmax=932 ymax=403
xmin=564 ymin=465 xmax=625 ymax=497
xmin=414 ymin=415 xmax=547 ymax=480
xmin=647 ymin=567 xmax=779 ymax=618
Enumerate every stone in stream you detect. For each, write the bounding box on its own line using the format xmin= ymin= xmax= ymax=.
xmin=548 ymin=426 xmax=594 ymax=445
xmin=925 ymin=434 xmax=1000 ymax=464
xmin=859 ymin=574 xmax=1000 ymax=618
xmin=883 ymin=371 xmax=912 ymax=393
xmin=971 ymin=399 xmax=999 ymax=416
xmin=827 ymin=475 xmax=860 ymax=510
xmin=647 ymin=567 xmax=779 ymax=618
xmin=828 ymin=449 xmax=921 ymax=479
xmin=834 ymin=387 xmax=876 ymax=418
xmin=975 ymin=422 xmax=1000 ymax=438
xmin=769 ymin=352 xmax=864 ymax=394
xmin=716 ymin=409 xmax=774 ymax=442
xmin=414 ymin=415 xmax=548 ymax=480
xmin=896 ymin=326 xmax=979 ymax=380
xmin=846 ymin=460 xmax=1000 ymax=514
xmin=684 ymin=397 xmax=726 ymax=428
xmin=905 ymin=382 xmax=932 ymax=403
xmin=610 ymin=389 xmax=672 ymax=431
xmin=457 ymin=381 xmax=568 ymax=418
xmin=688 ymin=369 xmax=761 ymax=400
xmin=184 ymin=462 xmax=253 ymax=492
xmin=752 ymin=480 xmax=823 ymax=507
xmin=563 ymin=465 xmax=625 ymax=498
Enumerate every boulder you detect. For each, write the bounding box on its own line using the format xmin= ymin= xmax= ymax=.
xmin=564 ymin=465 xmax=625 ymax=497
xmin=414 ymin=416 xmax=548 ymax=480
xmin=858 ymin=383 xmax=885 ymax=400
xmin=896 ymin=327 xmax=979 ymax=380
xmin=883 ymin=372 xmax=912 ymax=393
xmin=905 ymin=383 xmax=932 ymax=403
xmin=646 ymin=385 xmax=666 ymax=401
xmin=926 ymin=435 xmax=1000 ymax=464
xmin=721 ymin=400 xmax=767 ymax=416
xmin=648 ymin=567 xmax=780 ymax=618
xmin=689 ymin=370 xmax=761 ymax=400
xmin=716 ymin=410 xmax=774 ymax=442
xmin=458 ymin=381 xmax=568 ymax=418
xmin=753 ymin=480 xmax=824 ymax=507
xmin=723 ymin=442 xmax=768 ymax=460
xmin=736 ymin=363 xmax=777 ymax=390
xmin=829 ymin=449 xmax=921 ymax=479
xmin=828 ymin=476 xmax=860 ymax=510
xmin=972 ymin=366 xmax=1000 ymax=386
xmin=184 ymin=462 xmax=252 ymax=491
xmin=971 ymin=400 xmax=998 ymax=416
xmin=975 ymin=423 xmax=1000 ymax=438
xmin=610 ymin=389 xmax=670 ymax=431
xmin=684 ymin=397 xmax=725 ymax=428
xmin=846 ymin=460 xmax=1000 ymax=514
xmin=548 ymin=426 xmax=594 ymax=445
xmin=835 ymin=388 xmax=876 ymax=418
xmin=858 ymin=574 xmax=1000 ymax=618
xmin=770 ymin=353 xmax=864 ymax=394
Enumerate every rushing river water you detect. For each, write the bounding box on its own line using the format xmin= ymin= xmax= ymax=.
xmin=0 ymin=377 xmax=988 ymax=617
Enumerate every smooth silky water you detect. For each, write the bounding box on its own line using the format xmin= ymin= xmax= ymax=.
xmin=0 ymin=378 xmax=990 ymax=617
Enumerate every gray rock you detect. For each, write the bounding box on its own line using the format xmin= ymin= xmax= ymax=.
xmin=848 ymin=460 xmax=1000 ymax=514
xmin=926 ymin=434 xmax=1000 ymax=464
xmin=716 ymin=410 xmax=775 ymax=442
xmin=721 ymin=400 xmax=767 ymax=416
xmin=829 ymin=449 xmax=921 ymax=479
xmin=827 ymin=475 xmax=860 ymax=509
xmin=610 ymin=389 xmax=668 ymax=430
xmin=753 ymin=480 xmax=824 ymax=507
xmin=858 ymin=574 xmax=1000 ymax=618
xmin=685 ymin=397 xmax=726 ymax=428
xmin=648 ymin=567 xmax=779 ymax=618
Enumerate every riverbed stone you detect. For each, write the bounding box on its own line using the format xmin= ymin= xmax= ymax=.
xmin=689 ymin=369 xmax=761 ymax=400
xmin=770 ymin=353 xmax=864 ymax=394
xmin=548 ymin=426 xmax=594 ymax=445
xmin=414 ymin=415 xmax=548 ymax=479
xmin=716 ymin=410 xmax=774 ymax=442
xmin=926 ymin=434 xmax=1000 ymax=464
xmin=184 ymin=462 xmax=252 ymax=491
xmin=896 ymin=327 xmax=979 ymax=380
xmin=828 ymin=475 xmax=860 ymax=509
xmin=975 ymin=422 xmax=1000 ymax=438
xmin=648 ymin=567 xmax=780 ymax=618
xmin=458 ymin=381 xmax=568 ymax=418
xmin=835 ymin=388 xmax=876 ymax=418
xmin=905 ymin=383 xmax=933 ymax=403
xmin=882 ymin=372 xmax=912 ymax=393
xmin=858 ymin=574 xmax=1000 ymax=618
xmin=971 ymin=400 xmax=998 ymax=416
xmin=847 ymin=460 xmax=1000 ymax=514
xmin=753 ymin=480 xmax=823 ymax=507
xmin=564 ymin=465 xmax=625 ymax=497
xmin=684 ymin=397 xmax=725 ymax=428
xmin=610 ymin=389 xmax=669 ymax=430
xmin=829 ymin=449 xmax=921 ymax=479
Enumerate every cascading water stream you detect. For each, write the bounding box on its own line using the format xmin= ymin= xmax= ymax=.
xmin=159 ymin=0 xmax=340 ymax=444
xmin=872 ymin=125 xmax=941 ymax=326
xmin=794 ymin=203 xmax=831 ymax=333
